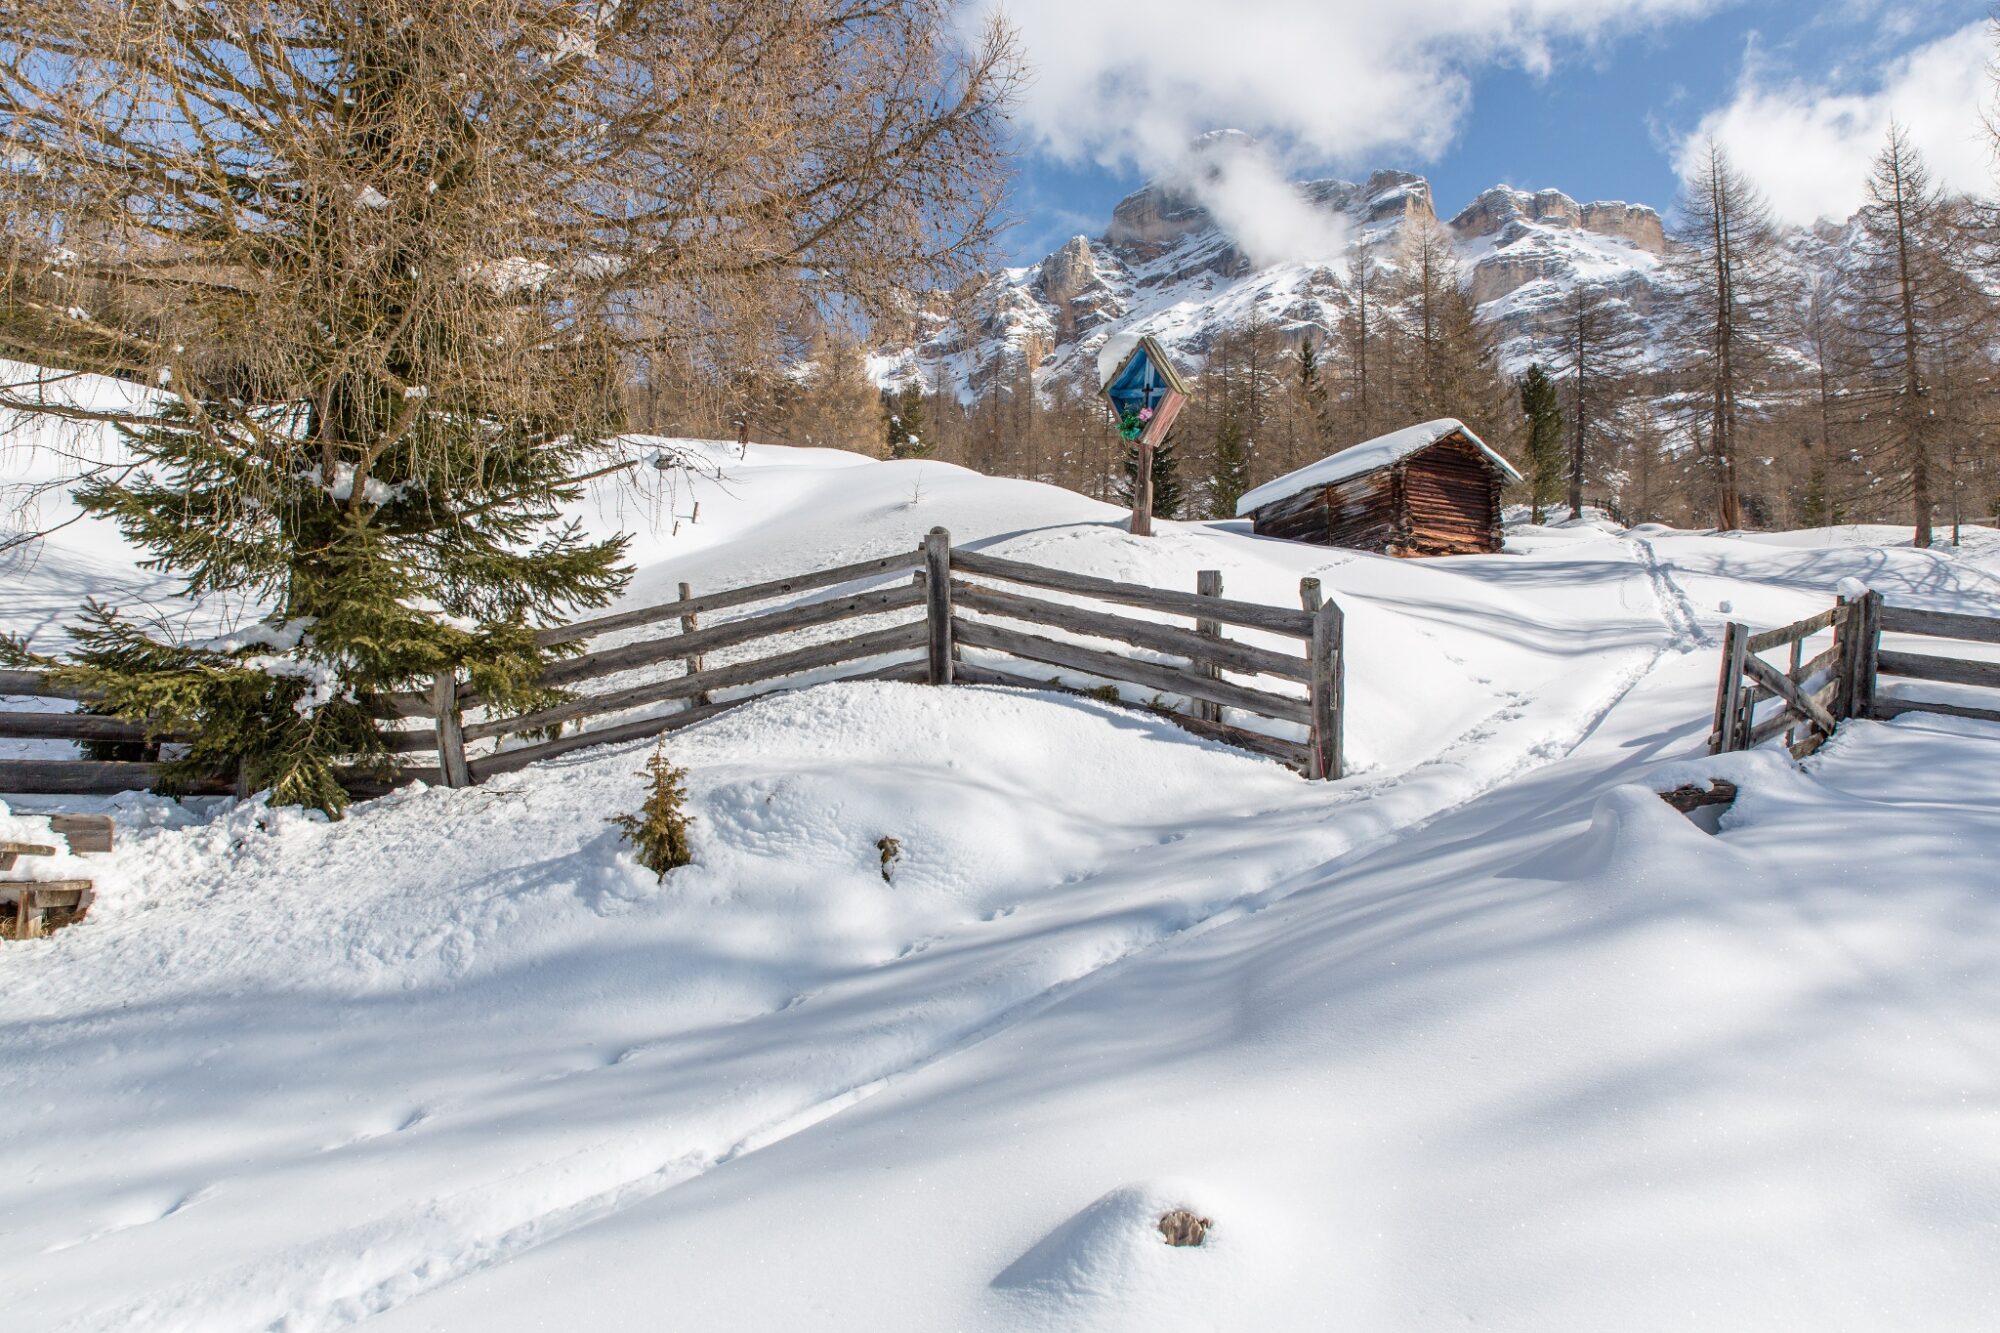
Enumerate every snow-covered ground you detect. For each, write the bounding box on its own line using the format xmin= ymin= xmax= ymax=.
xmin=5 ymin=368 xmax=2000 ymax=1330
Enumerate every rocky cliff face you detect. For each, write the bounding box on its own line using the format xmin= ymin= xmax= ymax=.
xmin=871 ymin=163 xmax=1702 ymax=401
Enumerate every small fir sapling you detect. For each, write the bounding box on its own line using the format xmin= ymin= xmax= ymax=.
xmin=610 ymin=740 xmax=695 ymax=880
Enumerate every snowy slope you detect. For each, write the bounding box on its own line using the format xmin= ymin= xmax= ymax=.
xmin=5 ymin=419 xmax=2000 ymax=1330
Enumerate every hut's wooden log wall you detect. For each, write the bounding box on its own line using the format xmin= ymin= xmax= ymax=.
xmin=1246 ymin=430 xmax=1507 ymax=557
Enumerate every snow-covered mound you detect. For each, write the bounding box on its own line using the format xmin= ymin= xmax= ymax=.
xmin=7 ymin=377 xmax=2000 ymax=1330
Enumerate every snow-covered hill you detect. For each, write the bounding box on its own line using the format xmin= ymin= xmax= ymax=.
xmin=6 ymin=376 xmax=2000 ymax=1330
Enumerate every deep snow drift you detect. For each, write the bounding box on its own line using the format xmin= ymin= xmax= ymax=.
xmin=5 ymin=369 xmax=2000 ymax=1330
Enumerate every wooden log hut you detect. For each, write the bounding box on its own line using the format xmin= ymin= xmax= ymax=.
xmin=1234 ymin=418 xmax=1521 ymax=557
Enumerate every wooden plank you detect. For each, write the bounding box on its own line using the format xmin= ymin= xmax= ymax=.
xmin=0 ymin=711 xmax=154 ymax=743
xmin=471 ymin=696 xmax=742 ymax=779
xmin=537 ymin=582 xmax=925 ymax=690
xmin=48 ymin=814 xmax=113 ymax=855
xmin=953 ymin=618 xmax=1312 ymax=726
xmin=1872 ymin=697 xmax=2000 ymax=726
xmin=952 ymin=549 xmax=1315 ymax=638
xmin=0 ymin=759 xmax=163 ymax=794
xmin=469 ymin=648 xmax=928 ymax=780
xmin=952 ymin=582 xmax=1311 ymax=683
xmin=1749 ymin=706 xmax=1807 ymax=746
xmin=1307 ymin=598 xmax=1344 ymax=780
xmin=465 ymin=621 xmax=929 ymax=742
xmin=1876 ymin=650 xmax=2000 ymax=691
xmin=1745 ymin=606 xmax=1842 ymax=654
xmin=951 ymin=662 xmax=1310 ymax=766
xmin=0 ymin=669 xmax=94 ymax=701
xmin=925 ymin=528 xmax=953 ymax=685
xmin=379 ymin=728 xmax=440 ymax=755
xmin=1195 ymin=570 xmax=1223 ymax=724
xmin=535 ymin=549 xmax=923 ymax=647
xmin=1878 ymin=604 xmax=2000 ymax=646
xmin=431 ymin=674 xmax=471 ymax=789
xmin=1742 ymin=654 xmax=1838 ymax=735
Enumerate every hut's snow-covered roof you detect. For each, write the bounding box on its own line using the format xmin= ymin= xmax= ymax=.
xmin=1234 ymin=418 xmax=1522 ymax=517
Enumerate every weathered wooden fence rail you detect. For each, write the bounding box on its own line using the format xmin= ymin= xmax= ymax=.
xmin=1 ymin=526 xmax=1347 ymax=797
xmin=1711 ymin=588 xmax=2000 ymax=755
xmin=1870 ymin=601 xmax=2000 ymax=727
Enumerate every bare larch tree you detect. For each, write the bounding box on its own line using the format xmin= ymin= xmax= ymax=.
xmin=1669 ymin=140 xmax=1786 ymax=531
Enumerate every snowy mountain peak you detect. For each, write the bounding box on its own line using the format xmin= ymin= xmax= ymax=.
xmin=877 ymin=164 xmax=1683 ymax=398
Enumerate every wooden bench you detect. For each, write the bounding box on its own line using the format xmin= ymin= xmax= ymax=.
xmin=1 ymin=816 xmax=112 ymax=939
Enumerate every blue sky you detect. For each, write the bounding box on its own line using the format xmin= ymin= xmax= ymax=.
xmin=992 ymin=0 xmax=1991 ymax=263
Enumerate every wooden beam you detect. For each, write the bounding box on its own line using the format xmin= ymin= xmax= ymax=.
xmin=1872 ymin=697 xmax=2000 ymax=726
xmin=1741 ymin=654 xmax=1839 ymax=735
xmin=537 ymin=583 xmax=925 ymax=691
xmin=1195 ymin=570 xmax=1223 ymax=724
xmin=0 ymin=711 xmax=154 ymax=743
xmin=48 ymin=815 xmax=113 ymax=855
xmin=464 ymin=621 xmax=928 ymax=743
xmin=1745 ymin=606 xmax=1843 ymax=654
xmin=431 ymin=674 xmax=471 ymax=789
xmin=1711 ymin=622 xmax=1747 ymax=754
xmin=925 ymin=528 xmax=953 ymax=685
xmin=535 ymin=549 xmax=923 ymax=647
xmin=1876 ymin=650 xmax=2000 ymax=691
xmin=953 ymin=618 xmax=1312 ymax=726
xmin=1307 ymin=598 xmax=1345 ymax=781
xmin=678 ymin=583 xmax=713 ymax=707
xmin=953 ymin=549 xmax=1315 ymax=638
xmin=0 ymin=669 xmax=95 ymax=701
xmin=951 ymin=582 xmax=1310 ymax=683
xmin=950 ymin=662 xmax=1310 ymax=767
xmin=1878 ymin=604 xmax=2000 ymax=645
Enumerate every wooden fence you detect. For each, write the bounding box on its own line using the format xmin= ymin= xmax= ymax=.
xmin=0 ymin=527 xmax=1346 ymax=797
xmin=1711 ymin=588 xmax=2000 ymax=755
xmin=1870 ymin=600 xmax=2000 ymax=727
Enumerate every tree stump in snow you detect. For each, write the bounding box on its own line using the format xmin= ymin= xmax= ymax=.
xmin=1158 ymin=1209 xmax=1211 ymax=1247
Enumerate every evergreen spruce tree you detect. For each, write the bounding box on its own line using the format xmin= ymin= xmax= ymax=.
xmin=1518 ymin=365 xmax=1566 ymax=523
xmin=611 ymin=739 xmax=696 ymax=881
xmin=6 ymin=378 xmax=631 ymax=814
xmin=885 ymin=384 xmax=931 ymax=459
xmin=1210 ymin=417 xmax=1252 ymax=519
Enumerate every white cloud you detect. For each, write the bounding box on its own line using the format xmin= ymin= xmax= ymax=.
xmin=980 ymin=0 xmax=1721 ymax=173
xmin=1679 ymin=20 xmax=1994 ymax=226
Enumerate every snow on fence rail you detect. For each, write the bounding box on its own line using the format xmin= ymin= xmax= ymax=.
xmin=1710 ymin=590 xmax=2000 ymax=756
xmin=0 ymin=527 xmax=1347 ymax=798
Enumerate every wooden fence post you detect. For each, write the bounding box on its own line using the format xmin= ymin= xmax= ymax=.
xmin=431 ymin=673 xmax=471 ymax=788
xmin=1306 ymin=592 xmax=1343 ymax=781
xmin=1711 ymin=622 xmax=1748 ymax=754
xmin=925 ymin=527 xmax=953 ymax=685
xmin=678 ymin=582 xmax=713 ymax=706
xmin=1298 ymin=577 xmax=1323 ymax=615
xmin=1195 ymin=570 xmax=1223 ymax=723
xmin=1853 ymin=591 xmax=1882 ymax=720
